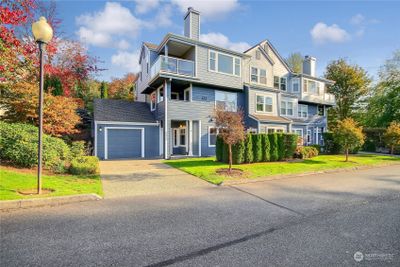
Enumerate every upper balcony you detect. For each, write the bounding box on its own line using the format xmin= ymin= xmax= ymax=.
xmin=151 ymin=55 xmax=195 ymax=80
xmin=300 ymin=92 xmax=335 ymax=105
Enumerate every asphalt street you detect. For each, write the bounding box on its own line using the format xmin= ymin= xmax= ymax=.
xmin=1 ymin=165 xmax=399 ymax=266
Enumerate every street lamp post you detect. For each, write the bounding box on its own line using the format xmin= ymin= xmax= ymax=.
xmin=32 ymin=17 xmax=53 ymax=194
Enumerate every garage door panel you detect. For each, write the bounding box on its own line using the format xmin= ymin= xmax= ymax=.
xmin=107 ymin=129 xmax=142 ymax=159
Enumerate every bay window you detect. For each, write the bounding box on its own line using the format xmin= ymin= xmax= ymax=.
xmin=209 ymin=50 xmax=241 ymax=77
xmin=215 ymin=90 xmax=237 ymax=112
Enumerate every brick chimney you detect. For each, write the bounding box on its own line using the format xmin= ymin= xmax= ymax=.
xmin=184 ymin=7 xmax=200 ymax=40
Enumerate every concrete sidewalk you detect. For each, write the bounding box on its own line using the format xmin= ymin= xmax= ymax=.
xmin=99 ymin=159 xmax=212 ymax=198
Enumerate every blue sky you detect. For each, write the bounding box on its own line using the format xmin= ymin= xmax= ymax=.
xmin=55 ymin=0 xmax=400 ymax=81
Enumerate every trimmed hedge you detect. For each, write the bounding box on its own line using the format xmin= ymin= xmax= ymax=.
xmin=322 ymin=132 xmax=343 ymax=154
xmin=252 ymin=134 xmax=262 ymax=162
xmin=69 ymin=156 xmax=99 ymax=175
xmin=268 ymin=134 xmax=279 ymax=162
xmin=216 ymin=136 xmax=223 ymax=162
xmin=284 ymin=134 xmax=298 ymax=159
xmin=0 ymin=121 xmax=71 ymax=172
xmin=244 ymin=134 xmax=253 ymax=163
xmin=261 ymin=134 xmax=270 ymax=162
xmin=277 ymin=133 xmax=285 ymax=161
xmin=216 ymin=133 xmax=298 ymax=164
xmin=232 ymin=140 xmax=245 ymax=164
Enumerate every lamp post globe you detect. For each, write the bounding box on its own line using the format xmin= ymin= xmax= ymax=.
xmin=31 ymin=17 xmax=53 ymax=194
xmin=32 ymin=16 xmax=53 ymax=43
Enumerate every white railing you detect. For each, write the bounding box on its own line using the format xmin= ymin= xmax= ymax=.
xmin=324 ymin=93 xmax=335 ymax=104
xmin=301 ymin=93 xmax=335 ymax=104
xmin=151 ymin=55 xmax=195 ymax=79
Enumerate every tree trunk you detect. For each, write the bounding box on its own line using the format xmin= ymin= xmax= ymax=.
xmin=228 ymin=144 xmax=232 ymax=173
xmin=345 ymin=148 xmax=349 ymax=162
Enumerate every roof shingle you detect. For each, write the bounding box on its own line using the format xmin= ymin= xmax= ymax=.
xmin=93 ymin=99 xmax=156 ymax=123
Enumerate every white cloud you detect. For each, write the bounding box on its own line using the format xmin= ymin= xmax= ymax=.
xmin=111 ymin=50 xmax=141 ymax=72
xmin=76 ymin=2 xmax=141 ymax=47
xmin=117 ymin=39 xmax=130 ymax=50
xmin=350 ymin=14 xmax=365 ymax=25
xmin=171 ymin=0 xmax=239 ymax=18
xmin=135 ymin=0 xmax=159 ymax=14
xmin=310 ymin=22 xmax=350 ymax=44
xmin=200 ymin=32 xmax=250 ymax=52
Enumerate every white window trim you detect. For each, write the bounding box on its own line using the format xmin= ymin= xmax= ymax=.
xmin=292 ymin=78 xmax=300 ymax=93
xmin=215 ymin=90 xmax=238 ymax=112
xmin=292 ymin=128 xmax=303 ymax=137
xmin=267 ymin=126 xmax=285 ymax=133
xmin=173 ymin=127 xmax=187 ymax=148
xmin=208 ymin=126 xmax=219 ymax=147
xmin=255 ymin=94 xmax=273 ymax=114
xmin=157 ymin=85 xmax=164 ymax=103
xmin=280 ymin=100 xmax=295 ymax=117
xmin=184 ymin=86 xmax=191 ymax=101
xmin=250 ymin=67 xmax=267 ymax=85
xmin=208 ymin=49 xmax=241 ymax=77
xmin=104 ymin=127 xmax=145 ymax=159
xmin=298 ymin=104 xmax=308 ymax=118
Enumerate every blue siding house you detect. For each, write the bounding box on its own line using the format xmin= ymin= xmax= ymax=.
xmin=93 ymin=7 xmax=335 ymax=160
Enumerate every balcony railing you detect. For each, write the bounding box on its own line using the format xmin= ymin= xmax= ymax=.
xmin=151 ymin=55 xmax=195 ymax=79
xmin=301 ymin=92 xmax=335 ymax=105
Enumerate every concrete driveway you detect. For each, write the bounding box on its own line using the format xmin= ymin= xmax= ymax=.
xmin=99 ymin=159 xmax=211 ymax=198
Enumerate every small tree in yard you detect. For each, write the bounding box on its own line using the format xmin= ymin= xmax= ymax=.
xmin=384 ymin=121 xmax=400 ymax=154
xmin=214 ymin=109 xmax=245 ymax=172
xmin=333 ymin=118 xmax=365 ymax=161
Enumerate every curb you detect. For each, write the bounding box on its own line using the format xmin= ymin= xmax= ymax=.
xmin=0 ymin=193 xmax=102 ymax=212
xmin=222 ymin=163 xmax=400 ymax=186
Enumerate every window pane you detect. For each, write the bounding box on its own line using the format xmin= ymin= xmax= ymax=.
xmin=251 ymin=67 xmax=258 ymax=83
xmin=260 ymin=69 xmax=266 ymax=84
xmin=280 ymin=78 xmax=286 ymax=91
xmin=234 ymin=58 xmax=240 ymax=76
xmin=209 ymin=128 xmax=217 ymax=146
xmin=209 ymin=51 xmax=216 ymax=71
xmin=274 ymin=76 xmax=280 ymax=89
xmin=180 ymin=129 xmax=186 ymax=145
xmin=218 ymin=54 xmax=233 ymax=74
xmin=280 ymin=101 xmax=286 ymax=115
xmin=216 ymin=91 xmax=237 ymax=111
xmin=303 ymin=80 xmax=308 ymax=92
xmin=287 ymin=102 xmax=293 ymax=115
xmin=256 ymin=95 xmax=264 ymax=111
xmin=265 ymin=104 xmax=273 ymax=112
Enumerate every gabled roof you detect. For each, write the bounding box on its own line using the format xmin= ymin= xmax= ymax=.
xmin=93 ymin=99 xmax=156 ymax=123
xmin=244 ymin=39 xmax=293 ymax=72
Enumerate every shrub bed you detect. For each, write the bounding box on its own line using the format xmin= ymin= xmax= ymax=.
xmin=216 ymin=133 xmax=299 ymax=164
xmin=294 ymin=146 xmax=319 ymax=159
xmin=0 ymin=122 xmax=70 ymax=172
xmin=69 ymin=156 xmax=99 ymax=175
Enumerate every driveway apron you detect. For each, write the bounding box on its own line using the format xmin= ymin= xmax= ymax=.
xmin=99 ymin=159 xmax=212 ymax=198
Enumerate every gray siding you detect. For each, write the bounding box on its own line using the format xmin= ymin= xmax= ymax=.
xmin=191 ymin=13 xmax=200 ymax=40
xmin=196 ymin=46 xmax=243 ymax=89
xmin=96 ymin=123 xmax=159 ymax=160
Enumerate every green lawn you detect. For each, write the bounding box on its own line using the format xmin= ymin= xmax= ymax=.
xmin=165 ymin=154 xmax=400 ymax=185
xmin=0 ymin=167 xmax=103 ymax=200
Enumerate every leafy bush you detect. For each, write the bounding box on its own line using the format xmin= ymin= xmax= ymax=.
xmin=252 ymin=134 xmax=262 ymax=162
xmin=216 ymin=136 xmax=223 ymax=162
xmin=284 ymin=134 xmax=298 ymax=159
xmin=322 ymin=132 xmax=343 ymax=154
xmin=244 ymin=134 xmax=253 ymax=163
xmin=69 ymin=156 xmax=99 ymax=175
xmin=310 ymin=144 xmax=322 ymax=153
xmin=277 ymin=133 xmax=285 ymax=161
xmin=0 ymin=122 xmax=71 ymax=172
xmin=232 ymin=140 xmax=245 ymax=164
xmin=294 ymin=146 xmax=319 ymax=159
xmin=261 ymin=134 xmax=270 ymax=162
xmin=268 ymin=134 xmax=279 ymax=161
xmin=362 ymin=139 xmax=376 ymax=152
xmin=70 ymin=141 xmax=86 ymax=158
